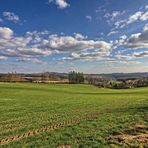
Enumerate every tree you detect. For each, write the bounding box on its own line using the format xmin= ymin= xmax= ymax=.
xmin=68 ymin=71 xmax=84 ymax=84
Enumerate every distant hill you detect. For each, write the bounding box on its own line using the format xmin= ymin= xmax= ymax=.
xmin=0 ymin=72 xmax=148 ymax=82
xmin=30 ymin=72 xmax=148 ymax=81
xmin=99 ymin=72 xmax=148 ymax=80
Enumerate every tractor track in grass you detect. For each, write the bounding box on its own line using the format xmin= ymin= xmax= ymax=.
xmin=0 ymin=112 xmax=100 ymax=145
xmin=0 ymin=109 xmax=90 ymax=133
xmin=0 ymin=109 xmax=94 ymax=135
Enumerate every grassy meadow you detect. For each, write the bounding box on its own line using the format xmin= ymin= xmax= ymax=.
xmin=0 ymin=83 xmax=148 ymax=147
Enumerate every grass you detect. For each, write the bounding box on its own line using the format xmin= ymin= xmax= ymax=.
xmin=0 ymin=83 xmax=148 ymax=147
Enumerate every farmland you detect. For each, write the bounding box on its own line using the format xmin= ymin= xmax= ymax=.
xmin=0 ymin=83 xmax=148 ymax=147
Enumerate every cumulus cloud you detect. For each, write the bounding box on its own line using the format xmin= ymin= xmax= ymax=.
xmin=120 ymin=35 xmax=127 ymax=40
xmin=127 ymin=11 xmax=148 ymax=24
xmin=46 ymin=33 xmax=112 ymax=61
xmin=74 ymin=33 xmax=87 ymax=40
xmin=0 ymin=27 xmax=113 ymax=64
xmin=144 ymin=24 xmax=148 ymax=31
xmin=112 ymin=35 xmax=127 ymax=49
xmin=115 ymin=10 xmax=148 ymax=29
xmin=0 ymin=27 xmax=52 ymax=59
xmin=115 ymin=50 xmax=148 ymax=63
xmin=124 ymin=24 xmax=148 ymax=49
xmin=113 ymin=24 xmax=148 ymax=50
xmin=140 ymin=11 xmax=148 ymax=21
xmin=127 ymin=11 xmax=143 ymax=24
xmin=0 ymin=27 xmax=13 ymax=39
xmin=0 ymin=26 xmax=113 ymax=64
xmin=3 ymin=11 xmax=20 ymax=23
xmin=47 ymin=34 xmax=112 ymax=51
xmin=62 ymin=47 xmax=112 ymax=61
xmin=48 ymin=0 xmax=69 ymax=9
xmin=133 ymin=51 xmax=148 ymax=57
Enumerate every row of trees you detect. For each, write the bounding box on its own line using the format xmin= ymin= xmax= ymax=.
xmin=68 ymin=71 xmax=84 ymax=84
xmin=68 ymin=71 xmax=148 ymax=88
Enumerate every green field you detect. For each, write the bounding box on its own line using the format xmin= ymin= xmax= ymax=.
xmin=0 ymin=83 xmax=148 ymax=147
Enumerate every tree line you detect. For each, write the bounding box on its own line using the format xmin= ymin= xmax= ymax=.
xmin=68 ymin=71 xmax=84 ymax=84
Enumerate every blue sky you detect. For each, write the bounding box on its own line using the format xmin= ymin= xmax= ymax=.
xmin=0 ymin=0 xmax=148 ymax=73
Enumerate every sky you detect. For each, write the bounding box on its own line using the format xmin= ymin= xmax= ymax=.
xmin=0 ymin=0 xmax=148 ymax=74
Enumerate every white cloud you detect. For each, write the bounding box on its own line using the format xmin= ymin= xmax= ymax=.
xmin=47 ymin=34 xmax=112 ymax=51
xmin=115 ymin=10 xmax=148 ymax=29
xmin=104 ymin=11 xmax=125 ymax=25
xmin=115 ymin=54 xmax=133 ymax=61
xmin=124 ymin=25 xmax=148 ymax=49
xmin=3 ymin=11 xmax=20 ymax=23
xmin=48 ymin=0 xmax=69 ymax=9
xmin=74 ymin=33 xmax=87 ymax=40
xmin=0 ymin=27 xmax=52 ymax=59
xmin=107 ymin=31 xmax=118 ymax=36
xmin=112 ymin=34 xmax=128 ymax=48
xmin=127 ymin=11 xmax=148 ymax=23
xmin=114 ymin=19 xmax=126 ymax=29
xmin=0 ymin=27 xmax=13 ymax=39
xmin=133 ymin=51 xmax=148 ymax=57
xmin=16 ymin=57 xmax=48 ymax=65
xmin=86 ymin=15 xmax=92 ymax=21
xmin=127 ymin=11 xmax=143 ymax=24
xmin=144 ymin=24 xmax=148 ymax=31
xmin=61 ymin=47 xmax=112 ymax=61
xmin=145 ymin=5 xmax=148 ymax=9
xmin=140 ymin=11 xmax=148 ymax=21
xmin=17 ymin=47 xmax=52 ymax=56
xmin=113 ymin=5 xmax=148 ymax=30
xmin=105 ymin=11 xmax=124 ymax=20
xmin=113 ymin=24 xmax=148 ymax=49
xmin=0 ymin=27 xmax=113 ymax=63
xmin=0 ymin=56 xmax=7 ymax=60
xmin=115 ymin=50 xmax=148 ymax=63
xmin=120 ymin=35 xmax=127 ymax=40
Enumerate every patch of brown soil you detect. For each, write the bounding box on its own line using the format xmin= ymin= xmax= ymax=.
xmin=107 ymin=124 xmax=148 ymax=147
